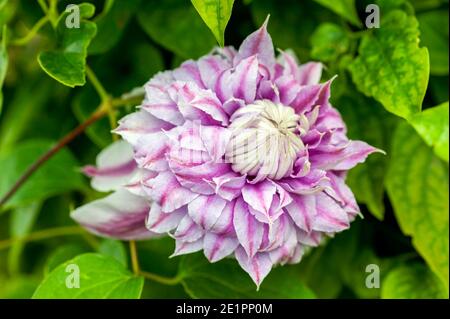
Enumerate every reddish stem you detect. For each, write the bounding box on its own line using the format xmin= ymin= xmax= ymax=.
xmin=0 ymin=108 xmax=107 ymax=208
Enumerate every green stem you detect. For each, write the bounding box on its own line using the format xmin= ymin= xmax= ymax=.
xmin=48 ymin=0 xmax=59 ymax=28
xmin=85 ymin=65 xmax=110 ymax=103
xmin=139 ymin=270 xmax=181 ymax=286
xmin=38 ymin=0 xmax=49 ymax=14
xmin=11 ymin=16 xmax=49 ymax=46
xmin=128 ymin=240 xmax=180 ymax=285
xmin=0 ymin=226 xmax=85 ymax=250
xmin=129 ymin=240 xmax=140 ymax=274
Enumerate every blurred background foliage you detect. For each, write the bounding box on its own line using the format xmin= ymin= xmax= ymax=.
xmin=0 ymin=0 xmax=448 ymax=299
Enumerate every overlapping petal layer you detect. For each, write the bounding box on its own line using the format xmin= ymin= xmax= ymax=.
xmin=72 ymin=19 xmax=380 ymax=287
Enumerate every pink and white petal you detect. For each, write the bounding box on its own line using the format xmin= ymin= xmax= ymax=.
xmin=310 ymin=140 xmax=381 ymax=171
xmin=198 ymin=55 xmax=230 ymax=89
xmin=199 ymin=125 xmax=232 ymax=161
xmin=268 ymin=225 xmax=298 ymax=265
xmin=114 ymin=110 xmax=173 ymax=146
xmin=203 ymin=233 xmax=239 ymax=262
xmin=296 ymin=229 xmax=323 ymax=247
xmin=216 ymin=55 xmax=259 ymax=104
xmin=134 ymin=132 xmax=169 ymax=171
xmin=312 ymin=192 xmax=349 ymax=233
xmin=275 ymin=75 xmax=302 ymax=106
xmin=179 ymin=88 xmax=229 ymax=126
xmin=325 ymin=172 xmax=360 ymax=214
xmin=285 ymin=194 xmax=316 ymax=232
xmin=146 ymin=203 xmax=186 ymax=233
xmin=278 ymin=169 xmax=328 ymax=195
xmin=242 ymin=180 xmax=276 ymax=218
xmin=188 ymin=195 xmax=228 ymax=230
xmin=222 ymin=98 xmax=245 ymax=116
xmin=210 ymin=200 xmax=236 ymax=234
xmin=142 ymin=85 xmax=184 ymax=126
xmin=235 ymin=16 xmax=275 ymax=75
xmin=291 ymin=84 xmax=322 ymax=114
xmin=173 ymin=60 xmax=205 ymax=88
xmin=143 ymin=171 xmax=199 ymax=213
xmin=297 ymin=62 xmax=323 ymax=85
xmin=124 ymin=169 xmax=157 ymax=197
xmin=232 ymin=55 xmax=259 ymax=103
xmin=235 ymin=247 xmax=273 ymax=288
xmin=233 ymin=198 xmax=264 ymax=258
xmin=173 ymin=214 xmax=204 ymax=242
xmin=71 ymin=189 xmax=153 ymax=240
xmin=210 ymin=173 xmax=247 ymax=201
xmin=171 ymin=238 xmax=204 ymax=257
xmin=83 ymin=140 xmax=137 ymax=192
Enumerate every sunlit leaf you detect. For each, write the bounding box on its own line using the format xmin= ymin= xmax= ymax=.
xmin=191 ymin=0 xmax=235 ymax=47
xmin=349 ymin=10 xmax=429 ymax=119
xmin=386 ymin=123 xmax=449 ymax=289
xmin=33 ymin=253 xmax=144 ymax=299
xmin=409 ymin=102 xmax=449 ymax=162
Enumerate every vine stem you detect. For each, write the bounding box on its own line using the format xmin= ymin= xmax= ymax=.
xmin=0 ymin=226 xmax=85 ymax=250
xmin=10 ymin=16 xmax=49 ymax=46
xmin=0 ymin=107 xmax=106 ymax=208
xmin=128 ymin=240 xmax=181 ymax=285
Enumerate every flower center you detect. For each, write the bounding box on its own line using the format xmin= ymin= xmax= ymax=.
xmin=225 ymin=100 xmax=305 ymax=181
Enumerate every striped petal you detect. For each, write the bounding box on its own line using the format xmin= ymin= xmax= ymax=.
xmin=313 ymin=192 xmax=349 ymax=233
xmin=143 ymin=171 xmax=198 ymax=213
xmin=285 ymin=193 xmax=316 ymax=232
xmin=142 ymin=83 xmax=184 ymax=126
xmin=174 ymin=214 xmax=204 ymax=242
xmin=172 ymin=238 xmax=204 ymax=257
xmin=82 ymin=140 xmax=137 ymax=192
xmin=309 ymin=140 xmax=381 ymax=171
xmin=114 ymin=109 xmax=173 ymax=146
xmin=235 ymin=246 xmax=273 ymax=288
xmin=235 ymin=16 xmax=275 ymax=75
xmin=203 ymin=232 xmax=239 ymax=262
xmin=297 ymin=62 xmax=323 ymax=85
xmin=146 ymin=203 xmax=186 ymax=233
xmin=71 ymin=189 xmax=153 ymax=240
xmin=188 ymin=195 xmax=228 ymax=230
xmin=233 ymin=198 xmax=264 ymax=257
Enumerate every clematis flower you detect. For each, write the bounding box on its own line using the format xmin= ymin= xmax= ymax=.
xmin=72 ymin=18 xmax=381 ymax=287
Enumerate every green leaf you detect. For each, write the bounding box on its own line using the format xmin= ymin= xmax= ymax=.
xmin=38 ymin=3 xmax=97 ymax=87
xmin=349 ymin=10 xmax=430 ymax=119
xmin=178 ymin=253 xmax=315 ymax=298
xmin=311 ymin=23 xmax=350 ymax=62
xmin=337 ymin=92 xmax=398 ymax=219
xmin=409 ymin=102 xmax=449 ymax=162
xmin=382 ymin=262 xmax=448 ymax=298
xmin=98 ymin=239 xmax=128 ymax=267
xmin=44 ymin=244 xmax=89 ymax=276
xmin=33 ymin=253 xmax=144 ymax=299
xmin=89 ymin=0 xmax=141 ymax=55
xmin=8 ymin=201 xmax=42 ymax=274
xmin=0 ymin=25 xmax=7 ymax=115
xmin=386 ymin=123 xmax=449 ymax=289
xmin=418 ymin=10 xmax=449 ymax=75
xmin=191 ymin=0 xmax=235 ymax=47
xmin=313 ymin=0 xmax=361 ymax=27
xmin=137 ymin=0 xmax=216 ymax=59
xmin=0 ymin=139 xmax=86 ymax=210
